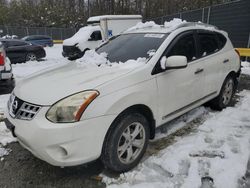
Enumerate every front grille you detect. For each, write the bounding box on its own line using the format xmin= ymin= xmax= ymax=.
xmin=8 ymin=93 xmax=41 ymax=121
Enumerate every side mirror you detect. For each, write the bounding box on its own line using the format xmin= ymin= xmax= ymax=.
xmin=160 ymin=55 xmax=188 ymax=70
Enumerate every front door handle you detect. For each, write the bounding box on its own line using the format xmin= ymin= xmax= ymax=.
xmin=194 ymin=68 xmax=204 ymax=74
xmin=223 ymin=59 xmax=229 ymax=63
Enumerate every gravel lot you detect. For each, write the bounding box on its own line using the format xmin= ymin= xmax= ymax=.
xmin=0 ymin=74 xmax=249 ymax=188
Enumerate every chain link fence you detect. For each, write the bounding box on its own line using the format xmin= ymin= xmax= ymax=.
xmin=0 ymin=26 xmax=77 ymax=40
xmin=148 ymin=0 xmax=250 ymax=48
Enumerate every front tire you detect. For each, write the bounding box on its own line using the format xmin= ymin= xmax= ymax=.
xmin=101 ymin=112 xmax=150 ymax=173
xmin=209 ymin=76 xmax=237 ymax=110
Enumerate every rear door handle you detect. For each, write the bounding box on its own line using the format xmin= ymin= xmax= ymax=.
xmin=223 ymin=59 xmax=229 ymax=63
xmin=194 ymin=68 xmax=204 ymax=74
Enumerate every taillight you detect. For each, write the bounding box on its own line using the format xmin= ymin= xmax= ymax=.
xmin=0 ymin=52 xmax=5 ymax=66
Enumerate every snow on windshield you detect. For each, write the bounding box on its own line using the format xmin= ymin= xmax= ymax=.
xmin=76 ymin=50 xmax=147 ymax=69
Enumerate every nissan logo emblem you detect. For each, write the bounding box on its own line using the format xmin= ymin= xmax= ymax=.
xmin=11 ymin=99 xmax=18 ymax=114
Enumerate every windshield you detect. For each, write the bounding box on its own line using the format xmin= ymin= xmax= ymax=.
xmin=96 ymin=33 xmax=168 ymax=63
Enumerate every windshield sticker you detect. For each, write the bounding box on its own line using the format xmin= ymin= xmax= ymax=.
xmin=144 ymin=34 xmax=165 ymax=38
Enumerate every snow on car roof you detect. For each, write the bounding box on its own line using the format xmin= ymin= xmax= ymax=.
xmin=125 ymin=18 xmax=219 ymax=34
xmin=87 ymin=15 xmax=142 ymax=22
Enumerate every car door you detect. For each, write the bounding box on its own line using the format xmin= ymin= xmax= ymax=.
xmin=86 ymin=30 xmax=103 ymax=49
xmin=154 ymin=31 xmax=206 ymax=125
xmin=6 ymin=41 xmax=28 ymax=62
xmin=196 ymin=31 xmax=231 ymax=95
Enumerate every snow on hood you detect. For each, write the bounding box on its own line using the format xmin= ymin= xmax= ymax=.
xmin=63 ymin=25 xmax=100 ymax=47
xmin=14 ymin=50 xmax=147 ymax=105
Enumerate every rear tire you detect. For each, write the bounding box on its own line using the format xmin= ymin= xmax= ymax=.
xmin=101 ymin=112 xmax=150 ymax=173
xmin=209 ymin=75 xmax=237 ymax=110
xmin=26 ymin=53 xmax=37 ymax=61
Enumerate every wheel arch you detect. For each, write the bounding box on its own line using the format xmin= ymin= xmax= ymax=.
xmin=103 ymin=104 xmax=156 ymax=148
xmin=226 ymin=71 xmax=239 ymax=88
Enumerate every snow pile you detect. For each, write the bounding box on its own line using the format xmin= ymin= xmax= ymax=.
xmin=126 ymin=21 xmax=161 ymax=32
xmin=0 ymin=122 xmax=16 ymax=146
xmin=103 ymin=91 xmax=250 ymax=188
xmin=126 ymin=18 xmax=222 ymax=35
xmin=126 ymin=18 xmax=187 ymax=33
xmin=76 ymin=50 xmax=147 ymax=69
xmin=164 ymin=18 xmax=186 ymax=29
xmin=0 ymin=121 xmax=16 ymax=159
xmin=1 ymin=35 xmax=18 ymax=39
xmin=76 ymin=50 xmax=109 ymax=67
xmin=0 ymin=94 xmax=9 ymax=115
xmin=242 ymin=61 xmax=250 ymax=75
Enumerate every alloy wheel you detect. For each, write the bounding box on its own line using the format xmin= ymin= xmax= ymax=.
xmin=26 ymin=53 xmax=37 ymax=61
xmin=117 ymin=122 xmax=146 ymax=164
xmin=222 ymin=79 xmax=234 ymax=106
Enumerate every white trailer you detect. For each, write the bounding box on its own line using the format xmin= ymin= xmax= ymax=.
xmin=62 ymin=15 xmax=142 ymax=60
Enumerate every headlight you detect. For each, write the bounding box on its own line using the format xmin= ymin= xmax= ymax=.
xmin=46 ymin=90 xmax=99 ymax=123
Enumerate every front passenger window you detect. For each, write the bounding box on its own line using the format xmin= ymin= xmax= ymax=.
xmin=167 ymin=34 xmax=196 ymax=62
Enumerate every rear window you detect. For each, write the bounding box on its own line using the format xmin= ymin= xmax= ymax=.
xmin=198 ymin=33 xmax=219 ymax=57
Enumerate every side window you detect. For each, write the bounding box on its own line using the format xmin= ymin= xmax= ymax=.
xmin=217 ymin=33 xmax=227 ymax=49
xmin=90 ymin=31 xmax=102 ymax=41
xmin=198 ymin=33 xmax=219 ymax=57
xmin=167 ymin=34 xmax=196 ymax=62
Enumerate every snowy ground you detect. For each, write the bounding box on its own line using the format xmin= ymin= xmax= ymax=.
xmin=103 ymin=91 xmax=250 ymax=188
xmin=0 ymin=45 xmax=250 ymax=187
xmin=242 ymin=61 xmax=250 ymax=76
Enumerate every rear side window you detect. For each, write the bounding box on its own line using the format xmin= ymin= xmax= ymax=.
xmin=167 ymin=34 xmax=196 ymax=62
xmin=198 ymin=33 xmax=219 ymax=57
xmin=217 ymin=33 xmax=227 ymax=49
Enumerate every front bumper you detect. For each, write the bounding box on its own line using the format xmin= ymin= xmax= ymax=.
xmin=5 ymin=107 xmax=116 ymax=167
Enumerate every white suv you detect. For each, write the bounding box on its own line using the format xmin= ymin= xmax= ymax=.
xmin=5 ymin=21 xmax=240 ymax=172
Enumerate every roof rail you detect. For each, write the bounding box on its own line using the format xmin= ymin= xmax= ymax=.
xmin=175 ymin=22 xmax=218 ymax=30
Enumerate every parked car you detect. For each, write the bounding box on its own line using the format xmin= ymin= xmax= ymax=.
xmin=5 ymin=21 xmax=240 ymax=172
xmin=0 ymin=39 xmax=46 ymax=64
xmin=0 ymin=42 xmax=15 ymax=94
xmin=22 ymin=35 xmax=53 ymax=47
xmin=62 ymin=15 xmax=142 ymax=60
